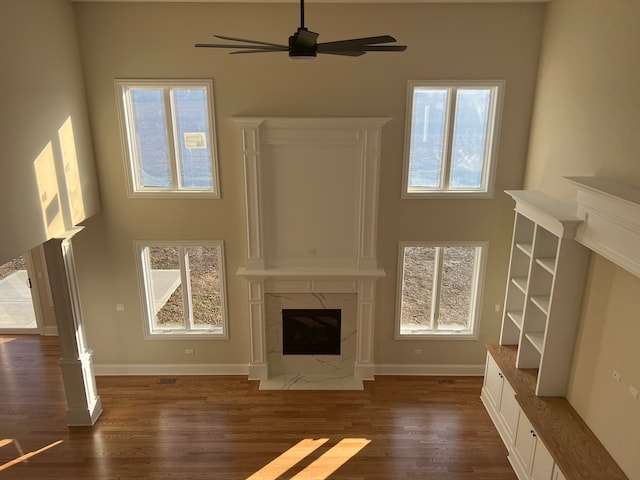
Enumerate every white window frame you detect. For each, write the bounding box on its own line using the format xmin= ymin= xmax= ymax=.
xmin=135 ymin=240 xmax=228 ymax=339
xmin=402 ymin=80 xmax=504 ymax=199
xmin=116 ymin=79 xmax=220 ymax=198
xmin=395 ymin=241 xmax=487 ymax=340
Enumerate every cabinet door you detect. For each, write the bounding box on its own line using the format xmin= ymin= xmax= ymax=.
xmin=512 ymin=411 xmax=536 ymax=477
xmin=499 ymin=380 xmax=519 ymax=446
xmin=484 ymin=354 xmax=504 ymax=410
xmin=531 ymin=437 xmax=555 ymax=480
xmin=553 ymin=466 xmax=567 ymax=480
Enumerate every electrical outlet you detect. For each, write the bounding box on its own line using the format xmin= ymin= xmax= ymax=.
xmin=494 ymin=304 xmax=501 ymax=313
xmin=185 ymin=349 xmax=195 ymax=355
xmin=613 ymin=370 xmax=622 ymax=382
xmin=414 ymin=349 xmax=423 ymax=355
xmin=630 ymin=386 xmax=639 ymax=400
xmin=115 ymin=304 xmax=125 ymax=312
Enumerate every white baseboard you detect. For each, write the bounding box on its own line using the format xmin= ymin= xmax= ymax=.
xmin=374 ymin=363 xmax=485 ymax=376
xmin=93 ymin=363 xmax=483 ymax=378
xmin=94 ymin=363 xmax=249 ymax=376
xmin=354 ymin=363 xmax=375 ymax=381
xmin=247 ymin=363 xmax=268 ymax=381
xmin=42 ymin=325 xmax=58 ymax=336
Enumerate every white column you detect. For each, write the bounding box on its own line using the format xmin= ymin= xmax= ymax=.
xmin=354 ymin=279 xmax=376 ymax=380
xmin=43 ymin=230 xmax=102 ymax=426
xmin=247 ymin=279 xmax=268 ymax=380
xmin=236 ymin=119 xmax=266 ymax=270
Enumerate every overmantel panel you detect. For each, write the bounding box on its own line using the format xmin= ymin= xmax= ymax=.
xmin=233 ymin=117 xmax=390 ymax=271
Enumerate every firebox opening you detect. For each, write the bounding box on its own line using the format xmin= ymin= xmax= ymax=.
xmin=282 ymin=309 xmax=341 ymax=355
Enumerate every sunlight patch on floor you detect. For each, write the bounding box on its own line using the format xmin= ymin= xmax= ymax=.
xmin=0 ymin=439 xmax=64 ymax=472
xmin=246 ymin=438 xmax=328 ymax=480
xmin=246 ymin=438 xmax=370 ymax=480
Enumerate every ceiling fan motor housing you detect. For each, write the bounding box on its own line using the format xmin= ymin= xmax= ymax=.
xmin=289 ymin=28 xmax=318 ymax=58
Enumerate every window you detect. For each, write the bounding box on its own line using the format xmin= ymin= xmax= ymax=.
xmin=116 ymin=79 xmax=219 ymax=197
xmin=135 ymin=241 xmax=228 ymax=338
xmin=403 ymin=81 xmax=504 ymax=198
xmin=396 ymin=242 xmax=486 ymax=338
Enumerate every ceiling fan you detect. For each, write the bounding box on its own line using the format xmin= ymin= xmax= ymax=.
xmin=195 ymin=0 xmax=407 ymax=58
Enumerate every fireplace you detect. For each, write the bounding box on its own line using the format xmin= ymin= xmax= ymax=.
xmin=282 ymin=309 xmax=341 ymax=355
xmin=234 ymin=117 xmax=389 ymax=385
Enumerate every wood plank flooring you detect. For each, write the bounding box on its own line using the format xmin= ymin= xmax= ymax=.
xmin=0 ymin=335 xmax=516 ymax=479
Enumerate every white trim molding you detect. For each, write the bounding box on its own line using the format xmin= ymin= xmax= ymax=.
xmin=94 ymin=363 xmax=249 ymax=376
xmin=375 ymin=363 xmax=485 ymax=376
xmin=566 ymin=176 xmax=640 ymax=278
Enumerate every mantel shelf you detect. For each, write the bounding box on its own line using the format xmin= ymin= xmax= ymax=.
xmin=237 ymin=266 xmax=386 ymax=280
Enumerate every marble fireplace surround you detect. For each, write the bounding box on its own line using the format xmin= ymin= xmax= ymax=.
xmin=234 ymin=118 xmax=388 ymax=389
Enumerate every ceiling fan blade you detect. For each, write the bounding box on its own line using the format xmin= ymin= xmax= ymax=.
xmin=318 ymin=50 xmax=366 ymax=57
xmin=318 ymin=35 xmax=399 ymax=50
xmin=213 ymin=35 xmax=288 ymax=49
xmin=359 ymin=45 xmax=407 ymax=52
xmin=196 ymin=43 xmax=288 ymax=50
xmin=230 ymin=49 xmax=289 ymax=54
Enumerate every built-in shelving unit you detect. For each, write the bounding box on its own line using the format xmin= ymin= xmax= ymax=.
xmin=482 ymin=183 xmax=635 ymax=480
xmin=499 ymin=190 xmax=590 ymax=397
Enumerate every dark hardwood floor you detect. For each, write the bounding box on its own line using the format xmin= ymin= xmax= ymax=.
xmin=0 ymin=335 xmax=516 ymax=479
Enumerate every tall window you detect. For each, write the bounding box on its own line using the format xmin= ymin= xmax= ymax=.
xmin=116 ymin=79 xmax=219 ymax=197
xmin=135 ymin=241 xmax=228 ymax=338
xmin=403 ymin=81 xmax=504 ymax=198
xmin=396 ymin=242 xmax=486 ymax=338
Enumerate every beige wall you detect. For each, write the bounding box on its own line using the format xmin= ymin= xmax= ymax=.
xmin=0 ymin=0 xmax=100 ymax=264
xmin=523 ymin=0 xmax=640 ymax=476
xmin=72 ymin=1 xmax=544 ymax=368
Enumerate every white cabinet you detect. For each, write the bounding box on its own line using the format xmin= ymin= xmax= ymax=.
xmin=530 ymin=438 xmax=554 ymax=480
xmin=553 ymin=467 xmax=567 ymax=480
xmin=481 ymin=353 xmax=520 ymax=447
xmin=510 ymin=410 xmax=554 ymax=480
xmin=500 ymin=191 xmax=590 ymax=396
xmin=482 ymin=347 xmax=629 ymax=480
xmin=511 ymin=410 xmax=535 ymax=478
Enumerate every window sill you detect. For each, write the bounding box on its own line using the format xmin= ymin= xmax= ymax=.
xmin=145 ymin=329 xmax=227 ymax=340
xmin=127 ymin=190 xmax=220 ymax=199
xmin=401 ymin=190 xmax=494 ymax=200
xmin=396 ymin=330 xmax=478 ymax=341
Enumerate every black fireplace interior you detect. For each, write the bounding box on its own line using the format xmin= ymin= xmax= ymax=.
xmin=282 ymin=309 xmax=341 ymax=355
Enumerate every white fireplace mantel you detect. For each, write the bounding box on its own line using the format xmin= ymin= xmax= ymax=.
xmin=234 ymin=117 xmax=389 ymax=385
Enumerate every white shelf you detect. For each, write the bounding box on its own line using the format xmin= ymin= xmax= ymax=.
xmin=505 ymin=190 xmax=582 ymax=238
xmin=516 ymin=242 xmax=533 ymax=256
xmin=525 ymin=332 xmax=545 ymax=353
xmin=530 ymin=296 xmax=550 ymax=315
xmin=506 ymin=311 xmax=523 ymax=329
xmin=536 ymin=257 xmax=556 ymax=274
xmin=512 ymin=277 xmax=528 ymax=293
